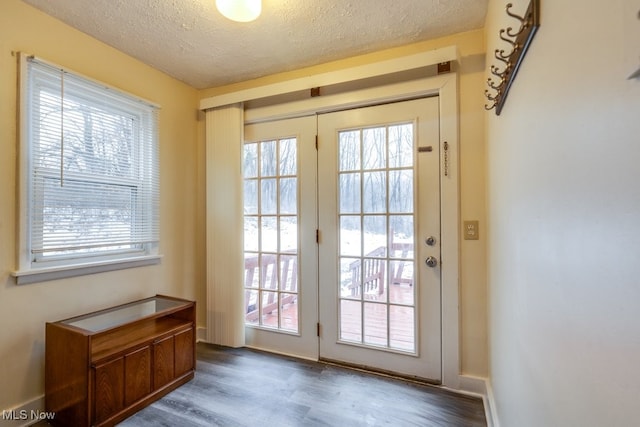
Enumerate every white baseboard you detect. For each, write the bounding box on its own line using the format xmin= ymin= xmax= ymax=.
xmin=484 ymin=379 xmax=499 ymax=427
xmin=458 ymin=374 xmax=487 ymax=395
xmin=0 ymin=396 xmax=50 ymax=427
xmin=196 ymin=326 xmax=207 ymax=342
xmin=455 ymin=375 xmax=498 ymax=427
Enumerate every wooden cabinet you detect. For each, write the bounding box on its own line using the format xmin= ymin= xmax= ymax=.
xmin=45 ymin=295 xmax=196 ymax=427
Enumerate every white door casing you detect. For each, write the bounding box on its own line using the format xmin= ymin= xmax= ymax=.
xmin=204 ymin=64 xmax=460 ymax=388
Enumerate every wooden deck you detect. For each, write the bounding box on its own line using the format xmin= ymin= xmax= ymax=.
xmin=257 ymin=282 xmax=416 ymax=351
xmin=245 ymin=245 xmax=417 ymax=350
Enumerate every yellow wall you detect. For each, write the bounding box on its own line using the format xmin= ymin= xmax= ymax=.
xmin=0 ymin=0 xmax=203 ymax=413
xmin=201 ymin=29 xmax=489 ymax=377
xmin=0 ymin=0 xmax=488 ymax=416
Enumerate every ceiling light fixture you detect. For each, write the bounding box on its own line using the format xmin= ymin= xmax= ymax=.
xmin=216 ymin=0 xmax=261 ymax=22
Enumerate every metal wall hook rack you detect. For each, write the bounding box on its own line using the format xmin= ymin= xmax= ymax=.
xmin=485 ymin=0 xmax=540 ymax=115
xmin=629 ymin=9 xmax=640 ymax=80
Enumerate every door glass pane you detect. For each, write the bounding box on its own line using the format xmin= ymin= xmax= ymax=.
xmin=388 ymin=124 xmax=413 ymax=168
xmin=340 ymin=300 xmax=362 ymax=342
xmin=389 ymin=260 xmax=414 ymax=305
xmin=339 ymin=130 xmax=360 ymax=171
xmin=389 ymin=215 xmax=413 ymax=253
xmin=340 ymin=216 xmax=361 ymax=257
xmin=260 ymin=254 xmax=278 ymax=290
xmin=261 ymin=291 xmax=278 ymax=328
xmin=362 ymin=127 xmax=386 ymax=170
xmin=244 ymin=180 xmax=258 ymax=214
xmin=280 ymin=178 xmax=297 ymax=214
xmin=244 ymin=217 xmax=258 ymax=251
xmin=364 ymin=302 xmax=388 ymax=346
xmin=363 ymin=216 xmax=386 ymax=256
xmin=279 ymin=254 xmax=298 ymax=292
xmin=340 ymin=257 xmax=361 ymax=299
xmin=280 ymin=216 xmax=297 ymax=252
xmin=339 ymin=173 xmax=360 ymax=213
xmin=261 ymin=179 xmax=277 ymax=214
xmin=261 ymin=141 xmax=277 ymax=176
xmin=389 ymin=170 xmax=413 ymax=213
xmin=363 ymin=171 xmax=386 ymax=213
xmin=260 ymin=216 xmax=277 ymax=252
xmin=243 ymin=143 xmax=258 ymax=177
xmin=244 ymin=254 xmax=259 ymax=289
xmin=390 ymin=305 xmax=415 ymax=352
xmin=243 ymin=137 xmax=299 ymax=333
xmin=280 ymin=293 xmax=298 ymax=332
xmin=279 ymin=138 xmax=297 ymax=175
xmin=337 ymin=123 xmax=416 ymax=353
xmin=245 ymin=289 xmax=259 ymax=326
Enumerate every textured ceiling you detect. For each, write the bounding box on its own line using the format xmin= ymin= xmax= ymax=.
xmin=22 ymin=0 xmax=488 ymax=89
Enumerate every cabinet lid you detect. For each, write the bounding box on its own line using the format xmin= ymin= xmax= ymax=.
xmin=59 ymin=295 xmax=191 ymax=333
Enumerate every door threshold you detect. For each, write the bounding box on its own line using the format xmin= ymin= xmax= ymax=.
xmin=319 ymin=356 xmax=442 ymax=387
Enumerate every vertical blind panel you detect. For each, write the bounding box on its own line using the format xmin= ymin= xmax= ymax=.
xmin=27 ymin=58 xmax=159 ymax=258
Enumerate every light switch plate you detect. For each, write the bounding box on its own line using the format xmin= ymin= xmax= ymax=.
xmin=464 ymin=220 xmax=479 ymax=240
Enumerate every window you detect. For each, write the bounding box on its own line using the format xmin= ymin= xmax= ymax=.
xmin=15 ymin=55 xmax=160 ymax=284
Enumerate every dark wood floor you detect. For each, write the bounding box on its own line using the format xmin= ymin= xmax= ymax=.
xmin=116 ymin=343 xmax=486 ymax=427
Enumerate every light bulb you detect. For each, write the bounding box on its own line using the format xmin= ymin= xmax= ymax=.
xmin=216 ymin=0 xmax=262 ymax=23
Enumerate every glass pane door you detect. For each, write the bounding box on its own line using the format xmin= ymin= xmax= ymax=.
xmin=318 ymin=97 xmax=442 ymax=381
xmin=243 ymin=115 xmax=318 ymax=360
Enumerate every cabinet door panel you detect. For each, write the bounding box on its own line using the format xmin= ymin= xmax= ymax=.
xmin=94 ymin=357 xmax=124 ymax=424
xmin=175 ymin=328 xmax=194 ymax=377
xmin=125 ymin=346 xmax=151 ymax=406
xmin=153 ymin=335 xmax=174 ymax=388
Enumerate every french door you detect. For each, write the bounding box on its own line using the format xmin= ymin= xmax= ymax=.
xmin=317 ymin=97 xmax=442 ymax=381
xmin=242 ymin=97 xmax=442 ymax=381
xmin=242 ymin=116 xmax=318 ymax=359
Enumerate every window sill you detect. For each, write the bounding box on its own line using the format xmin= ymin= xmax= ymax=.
xmin=12 ymin=255 xmax=162 ymax=285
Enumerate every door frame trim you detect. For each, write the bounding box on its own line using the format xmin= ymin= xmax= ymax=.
xmin=244 ymin=73 xmax=461 ymax=389
xmin=202 ymin=61 xmax=461 ymax=389
xmin=200 ymin=46 xmax=458 ymax=111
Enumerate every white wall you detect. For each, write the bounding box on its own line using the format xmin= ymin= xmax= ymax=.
xmin=485 ymin=0 xmax=640 ymax=425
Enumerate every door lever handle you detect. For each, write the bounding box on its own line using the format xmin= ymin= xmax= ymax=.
xmin=425 ymin=256 xmax=438 ymax=268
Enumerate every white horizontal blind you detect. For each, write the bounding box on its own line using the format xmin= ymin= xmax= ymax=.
xmin=25 ymin=57 xmax=159 ymax=263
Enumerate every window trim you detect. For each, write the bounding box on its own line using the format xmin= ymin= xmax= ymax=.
xmin=12 ymin=255 xmax=162 ymax=285
xmin=12 ymin=53 xmax=161 ymax=284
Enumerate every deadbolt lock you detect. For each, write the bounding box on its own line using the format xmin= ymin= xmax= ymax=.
xmin=425 ymin=256 xmax=438 ymax=268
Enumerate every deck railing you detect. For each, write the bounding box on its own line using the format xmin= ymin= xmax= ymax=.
xmin=244 ymin=240 xmax=414 ymax=320
xmin=244 ymin=253 xmax=297 ymax=322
